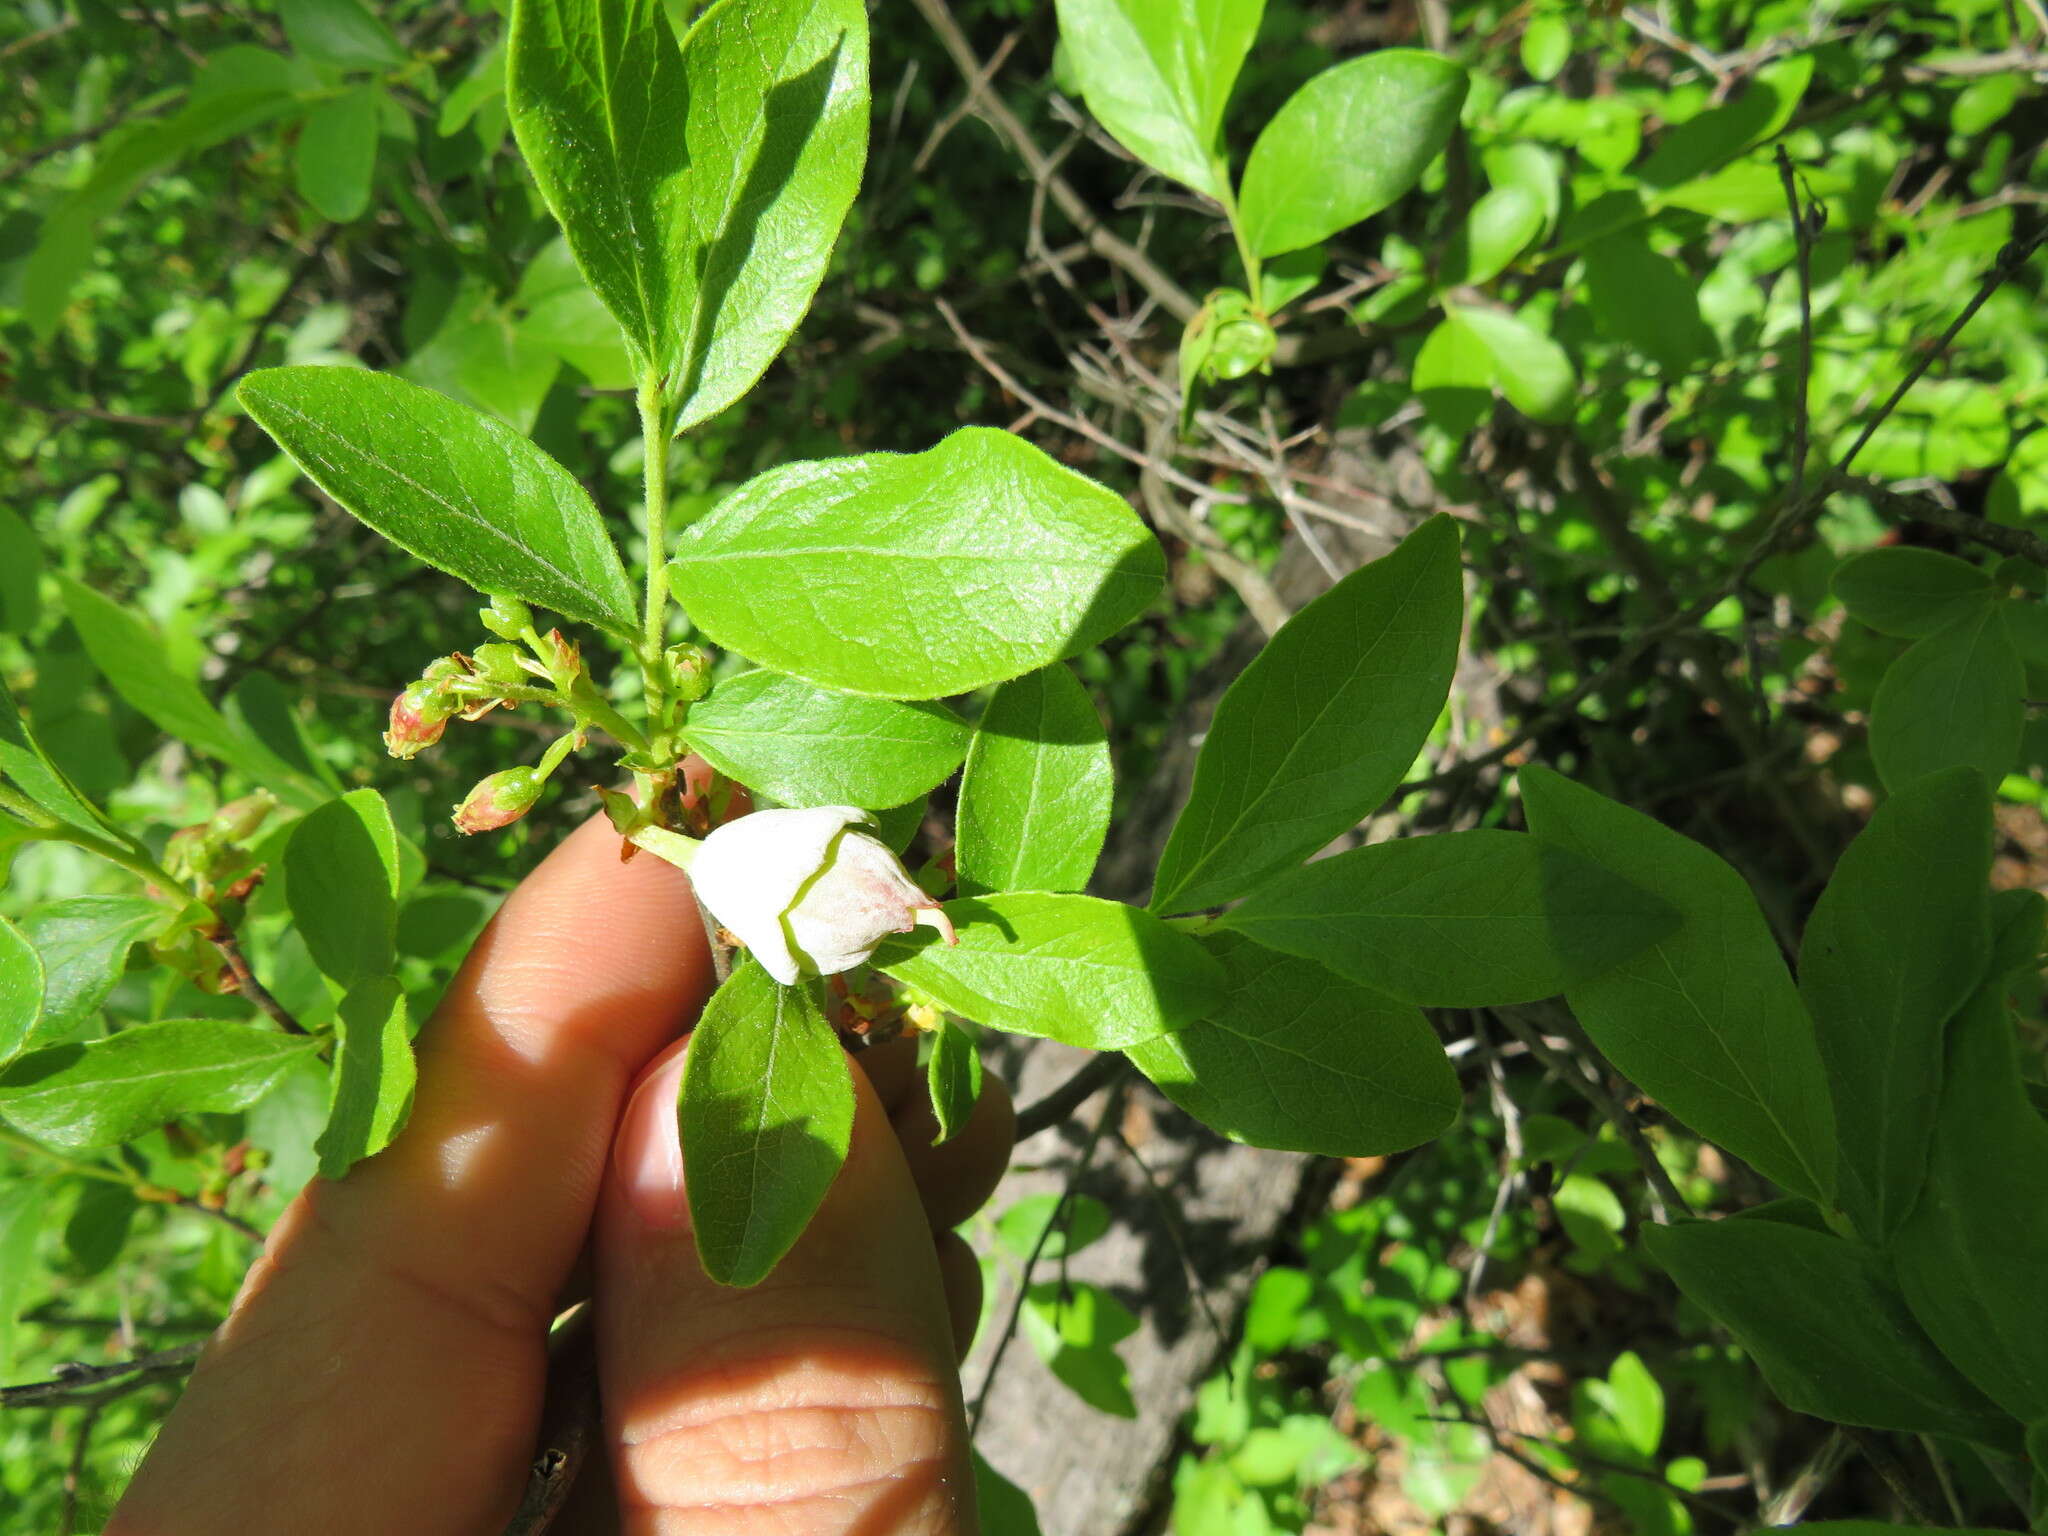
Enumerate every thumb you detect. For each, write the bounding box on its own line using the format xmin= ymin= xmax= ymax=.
xmin=594 ymin=1033 xmax=978 ymax=1535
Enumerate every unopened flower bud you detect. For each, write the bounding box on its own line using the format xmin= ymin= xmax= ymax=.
xmin=469 ymin=643 xmax=534 ymax=689
xmin=665 ymin=643 xmax=713 ymax=703
xmin=385 ymin=680 xmax=457 ymax=759
xmin=452 ymin=767 xmax=545 ymax=834
xmin=479 ymin=594 xmax=533 ymax=640
xmin=538 ymin=628 xmax=583 ymax=685
xmin=690 ymin=807 xmax=958 ymax=986
xmin=211 ymin=791 xmax=276 ymax=844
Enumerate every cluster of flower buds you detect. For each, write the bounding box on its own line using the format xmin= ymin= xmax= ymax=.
xmin=384 ymin=656 xmax=469 ymax=759
xmin=162 ymin=791 xmax=277 ymax=904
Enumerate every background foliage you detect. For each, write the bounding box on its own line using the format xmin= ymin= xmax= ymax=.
xmin=5 ymin=0 xmax=2048 ymax=1530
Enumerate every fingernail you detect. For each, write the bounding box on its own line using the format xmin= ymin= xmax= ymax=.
xmin=614 ymin=1037 xmax=690 ymax=1229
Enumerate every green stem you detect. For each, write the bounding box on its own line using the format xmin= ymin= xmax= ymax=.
xmin=0 ymin=783 xmax=58 ymax=829
xmin=0 ymin=1127 xmax=132 ymax=1187
xmin=637 ymin=369 xmax=675 ymax=733
xmin=1214 ymin=175 xmax=1265 ymax=311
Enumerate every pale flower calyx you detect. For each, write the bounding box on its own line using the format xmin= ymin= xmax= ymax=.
xmin=690 ymin=807 xmax=956 ymax=986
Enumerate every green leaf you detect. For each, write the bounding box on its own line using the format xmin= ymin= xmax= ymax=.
xmin=1259 ymin=245 xmax=1325 ymax=314
xmin=1520 ymin=12 xmax=1569 ymax=81
xmin=20 ymin=897 xmax=162 ymax=1047
xmin=1220 ymin=830 xmax=1680 ymax=1006
xmin=0 ymin=507 xmax=44 ymax=634
xmin=1895 ymin=982 xmax=2048 ymax=1421
xmin=1023 ymin=1281 xmax=1139 ymax=1417
xmin=1582 ymin=232 xmax=1712 ymax=374
xmin=284 ymin=790 xmax=401 ymax=990
xmin=437 ymin=38 xmax=505 ymax=136
xmin=681 ymin=671 xmax=968 ymax=810
xmin=0 ymin=1180 xmax=53 ymax=1376
xmin=1439 ymin=186 xmax=1544 ymax=287
xmin=668 ymin=427 xmax=1163 ymax=699
xmin=315 ymin=977 xmax=415 ymax=1179
xmin=1412 ymin=313 xmax=1495 ymax=435
xmin=1642 ymin=1213 xmax=2013 ymax=1446
xmin=875 ymin=892 xmax=1224 ymax=1051
xmin=513 ymin=238 xmax=636 ymax=390
xmin=925 ymin=1019 xmax=982 ymax=1146
xmin=238 ymin=366 xmax=637 ymax=636
xmin=1602 ymin=1352 xmax=1663 ymax=1459
xmin=0 ymin=677 xmax=106 ymax=839
xmin=1238 ymin=51 xmax=1468 ymax=258
xmin=0 ymin=1021 xmax=320 ymax=1152
xmin=228 ymin=672 xmax=344 ymax=797
xmin=1840 ymin=380 xmax=2010 ymax=481
xmin=1832 ymin=547 xmax=1996 ymax=639
xmin=294 ymin=85 xmax=380 ymax=222
xmin=956 ymin=664 xmax=1113 ymax=897
xmin=279 ymin=0 xmax=405 ymax=71
xmin=1126 ymin=930 xmax=1456 ymax=1156
xmin=0 ymin=918 xmax=44 ymax=1063
xmin=973 ymin=1452 xmax=1043 ymax=1536
xmin=59 ymin=578 xmax=322 ymax=808
xmin=1637 ymin=54 xmax=1812 ymax=191
xmin=995 ymin=1192 xmax=1113 ymax=1260
xmin=1051 ymin=0 xmax=1262 ymax=200
xmin=1870 ymin=604 xmax=2025 ymax=791
xmin=1152 ymin=516 xmax=1463 ymax=914
xmin=1519 ymin=767 xmax=1837 ymax=1203
xmin=63 ymin=1180 xmax=138 ymax=1279
xmin=1454 ymin=306 xmax=1576 ymax=422
xmin=508 ymin=0 xmax=870 ymax=428
xmin=1800 ymin=767 xmax=1991 ymax=1242
xmin=1988 ymin=886 xmax=2045 ymax=978
xmin=678 ymin=961 xmax=853 ymax=1286
xmin=399 ymin=280 xmax=562 ymax=434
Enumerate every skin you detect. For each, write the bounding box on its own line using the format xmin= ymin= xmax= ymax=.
xmin=108 ymin=812 xmax=1015 ymax=1536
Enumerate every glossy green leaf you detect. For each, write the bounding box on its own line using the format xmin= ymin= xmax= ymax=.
xmin=925 ymin=1018 xmax=982 ymax=1146
xmin=59 ymin=577 xmax=322 ymax=808
xmin=1259 ymin=245 xmax=1325 ymax=314
xmin=0 ymin=1021 xmax=320 ymax=1152
xmin=20 ymin=897 xmax=161 ymax=1047
xmin=1238 ymin=51 xmax=1468 ymax=258
xmin=668 ymin=427 xmax=1163 ymax=699
xmin=1582 ymin=232 xmax=1712 ymax=374
xmin=875 ymin=892 xmax=1224 ymax=1050
xmin=1451 ymin=305 xmax=1576 ymax=422
xmin=1870 ymin=605 xmax=2025 ymax=790
xmin=1800 ymin=767 xmax=1991 ymax=1241
xmin=279 ymin=0 xmax=405 ymax=71
xmin=1051 ymin=0 xmax=1262 ymax=200
xmin=0 ymin=678 xmax=108 ymax=840
xmin=294 ymin=86 xmax=380 ymax=222
xmin=956 ymin=664 xmax=1113 ymax=897
xmin=238 ymin=366 xmax=637 ymax=635
xmin=0 ymin=508 xmax=43 ymax=634
xmin=681 ymin=671 xmax=968 ymax=810
xmin=1126 ymin=931 xmax=1456 ymax=1156
xmin=1832 ymin=547 xmax=1995 ymax=638
xmin=1440 ymin=186 xmax=1544 ymax=287
xmin=0 ymin=918 xmax=44 ymax=1063
xmin=508 ymin=0 xmax=870 ymax=428
xmin=1152 ymin=516 xmax=1463 ymax=914
xmin=1520 ymin=767 xmax=1836 ymax=1203
xmin=315 ymin=977 xmax=415 ymax=1179
xmin=678 ymin=961 xmax=853 ymax=1286
xmin=1220 ymin=830 xmax=1679 ymax=1006
xmin=1643 ymin=1213 xmax=2012 ymax=1445
xmin=1895 ymin=982 xmax=2048 ymax=1421
xmin=284 ymin=790 xmax=401 ymax=990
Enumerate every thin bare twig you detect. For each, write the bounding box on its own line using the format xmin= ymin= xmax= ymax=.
xmin=1 ymin=1342 xmax=206 ymax=1411
xmin=210 ymin=929 xmax=306 ymax=1035
xmin=1013 ymin=1053 xmax=1126 ymax=1141
xmin=1839 ymin=473 xmax=2048 ymax=570
xmin=1776 ymin=147 xmax=1819 ymax=497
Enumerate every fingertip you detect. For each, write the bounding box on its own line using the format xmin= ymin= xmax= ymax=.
xmin=892 ymin=1064 xmax=1016 ymax=1233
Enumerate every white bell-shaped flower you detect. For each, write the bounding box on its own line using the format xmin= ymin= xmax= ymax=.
xmin=689 ymin=806 xmax=956 ymax=985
